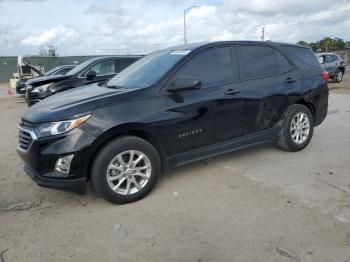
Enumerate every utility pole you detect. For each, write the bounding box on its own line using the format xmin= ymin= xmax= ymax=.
xmin=184 ymin=9 xmax=187 ymax=44
xmin=261 ymin=26 xmax=265 ymax=41
xmin=184 ymin=5 xmax=198 ymax=44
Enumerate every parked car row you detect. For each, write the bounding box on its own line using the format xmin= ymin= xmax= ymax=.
xmin=17 ymin=41 xmax=329 ymax=204
xmin=16 ymin=65 xmax=76 ymax=94
xmin=18 ymin=56 xmax=143 ymax=105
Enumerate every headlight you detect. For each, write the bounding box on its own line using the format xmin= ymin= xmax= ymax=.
xmin=36 ymin=114 xmax=91 ymax=137
xmin=31 ymin=83 xmax=51 ymax=93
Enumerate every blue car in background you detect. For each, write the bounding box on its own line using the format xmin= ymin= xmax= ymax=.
xmin=317 ymin=52 xmax=346 ymax=83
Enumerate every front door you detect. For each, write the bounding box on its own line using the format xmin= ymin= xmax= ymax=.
xmin=81 ymin=58 xmax=117 ymax=85
xmin=165 ymin=46 xmax=244 ymax=156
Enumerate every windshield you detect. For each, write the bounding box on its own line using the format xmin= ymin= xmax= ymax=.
xmin=107 ymin=50 xmax=190 ymax=89
xmin=66 ymin=59 xmax=96 ymax=75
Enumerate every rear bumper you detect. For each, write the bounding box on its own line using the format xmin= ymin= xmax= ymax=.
xmin=314 ymin=84 xmax=329 ymax=127
xmin=24 ymin=164 xmax=87 ymax=194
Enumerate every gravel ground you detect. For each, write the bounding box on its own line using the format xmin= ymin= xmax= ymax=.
xmin=0 ymin=75 xmax=349 ymax=261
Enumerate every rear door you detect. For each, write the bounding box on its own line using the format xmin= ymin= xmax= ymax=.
xmin=165 ymin=46 xmax=244 ymax=156
xmin=237 ymin=44 xmax=299 ymax=135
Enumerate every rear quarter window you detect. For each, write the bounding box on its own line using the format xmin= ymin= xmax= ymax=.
xmin=282 ymin=46 xmax=320 ymax=67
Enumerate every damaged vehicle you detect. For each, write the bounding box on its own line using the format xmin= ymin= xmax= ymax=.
xmin=17 ymin=41 xmax=328 ymax=204
xmin=16 ymin=65 xmax=76 ymax=94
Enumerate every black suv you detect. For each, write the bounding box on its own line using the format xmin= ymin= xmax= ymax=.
xmin=16 ymin=65 xmax=76 ymax=94
xmin=25 ymin=56 xmax=142 ymax=105
xmin=17 ymin=41 xmax=329 ymax=204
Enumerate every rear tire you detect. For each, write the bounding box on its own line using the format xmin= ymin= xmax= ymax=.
xmin=334 ymin=69 xmax=343 ymax=83
xmin=278 ymin=104 xmax=314 ymax=152
xmin=91 ymin=136 xmax=161 ymax=204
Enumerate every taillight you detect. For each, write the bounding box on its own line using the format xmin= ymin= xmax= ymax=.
xmin=321 ymin=71 xmax=329 ymax=82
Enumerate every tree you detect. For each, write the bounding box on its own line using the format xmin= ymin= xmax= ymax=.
xmin=38 ymin=45 xmax=58 ymax=57
xmin=296 ymin=37 xmax=347 ymax=52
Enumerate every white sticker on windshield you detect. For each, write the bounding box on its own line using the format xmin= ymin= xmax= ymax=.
xmin=170 ymin=50 xmax=191 ymax=55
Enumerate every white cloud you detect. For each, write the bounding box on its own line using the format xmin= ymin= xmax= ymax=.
xmin=0 ymin=0 xmax=349 ymax=55
xmin=20 ymin=25 xmax=77 ymax=46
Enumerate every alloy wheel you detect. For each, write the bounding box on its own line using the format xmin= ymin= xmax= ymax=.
xmin=106 ymin=150 xmax=152 ymax=195
xmin=336 ymin=71 xmax=343 ymax=82
xmin=290 ymin=112 xmax=310 ymax=144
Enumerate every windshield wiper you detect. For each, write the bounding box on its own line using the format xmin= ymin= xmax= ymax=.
xmin=106 ymin=84 xmax=123 ymax=89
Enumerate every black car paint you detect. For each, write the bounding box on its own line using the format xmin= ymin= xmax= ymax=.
xmin=16 ymin=65 xmax=76 ymax=94
xmin=17 ymin=41 xmax=328 ymax=194
xmin=25 ymin=56 xmax=142 ymax=105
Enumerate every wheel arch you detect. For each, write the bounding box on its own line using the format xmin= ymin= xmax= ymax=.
xmin=338 ymin=67 xmax=345 ymax=74
xmin=86 ymin=123 xmax=167 ymax=180
xmin=295 ymin=99 xmax=316 ymax=122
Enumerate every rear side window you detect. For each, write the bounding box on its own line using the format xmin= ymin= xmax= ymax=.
xmin=326 ymin=55 xmax=338 ymax=63
xmin=238 ymin=45 xmax=291 ymax=79
xmin=283 ymin=46 xmax=320 ymax=67
xmin=275 ymin=50 xmax=292 ymax=72
xmin=173 ymin=47 xmax=234 ymax=87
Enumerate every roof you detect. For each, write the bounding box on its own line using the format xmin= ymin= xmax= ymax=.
xmin=315 ymin=52 xmax=337 ymax=56
xmin=159 ymin=41 xmax=309 ymax=52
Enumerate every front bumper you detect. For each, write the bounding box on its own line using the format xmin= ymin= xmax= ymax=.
xmin=25 ymin=91 xmax=42 ymax=106
xmin=25 ymin=87 xmax=53 ymax=106
xmin=24 ymin=164 xmax=87 ymax=194
xmin=17 ymin=126 xmax=96 ymax=195
xmin=16 ymin=84 xmax=26 ymax=94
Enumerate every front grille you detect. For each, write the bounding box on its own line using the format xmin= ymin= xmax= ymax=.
xmin=18 ymin=128 xmax=34 ymax=151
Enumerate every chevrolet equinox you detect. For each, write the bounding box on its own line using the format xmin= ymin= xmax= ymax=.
xmin=17 ymin=41 xmax=329 ymax=204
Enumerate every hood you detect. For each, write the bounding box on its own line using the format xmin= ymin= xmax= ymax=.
xmin=27 ymin=74 xmax=70 ymax=86
xmin=22 ymin=83 xmax=135 ymax=123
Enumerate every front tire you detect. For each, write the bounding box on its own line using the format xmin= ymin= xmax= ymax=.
xmin=91 ymin=136 xmax=161 ymax=204
xmin=278 ymin=104 xmax=314 ymax=152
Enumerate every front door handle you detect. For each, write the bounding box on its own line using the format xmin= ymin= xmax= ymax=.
xmin=285 ymin=77 xmax=296 ymax=83
xmin=225 ymin=89 xmax=241 ymax=96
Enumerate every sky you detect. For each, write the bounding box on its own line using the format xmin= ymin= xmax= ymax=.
xmin=0 ymin=0 xmax=349 ymax=56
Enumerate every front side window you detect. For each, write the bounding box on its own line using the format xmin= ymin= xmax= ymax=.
xmin=172 ymin=47 xmax=234 ymax=87
xmin=66 ymin=59 xmax=96 ymax=76
xmin=83 ymin=59 xmax=116 ymax=77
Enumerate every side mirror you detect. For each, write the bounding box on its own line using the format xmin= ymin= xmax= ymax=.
xmin=86 ymin=70 xmax=97 ymax=80
xmin=168 ymin=77 xmax=201 ymax=92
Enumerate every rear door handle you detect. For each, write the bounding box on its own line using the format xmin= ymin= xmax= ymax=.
xmin=285 ymin=77 xmax=296 ymax=83
xmin=225 ymin=89 xmax=241 ymax=95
